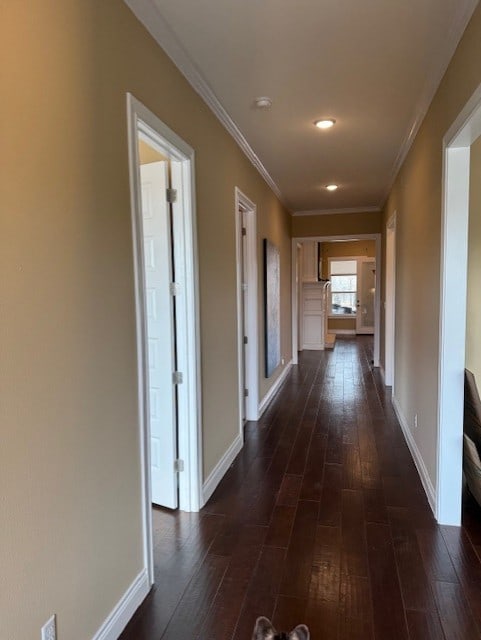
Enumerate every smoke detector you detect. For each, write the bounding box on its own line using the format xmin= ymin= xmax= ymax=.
xmin=253 ymin=96 xmax=272 ymax=109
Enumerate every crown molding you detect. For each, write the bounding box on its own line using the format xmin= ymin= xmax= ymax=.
xmin=381 ymin=0 xmax=479 ymax=206
xmin=124 ymin=0 xmax=286 ymax=207
xmin=292 ymin=206 xmax=381 ymax=217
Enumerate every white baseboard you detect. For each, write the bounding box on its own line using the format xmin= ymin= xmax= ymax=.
xmin=202 ymin=434 xmax=243 ymax=505
xmin=391 ymin=394 xmax=436 ymax=515
xmin=92 ymin=569 xmax=150 ymax=640
xmin=258 ymin=360 xmax=292 ymax=417
xmin=329 ymin=329 xmax=356 ymax=335
xmin=379 ymin=365 xmax=386 ymax=385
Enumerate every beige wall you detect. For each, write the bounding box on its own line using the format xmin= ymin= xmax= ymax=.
xmin=382 ymin=3 xmax=481 ymax=490
xmin=321 ymin=240 xmax=376 ymax=278
xmin=329 ymin=317 xmax=356 ymax=331
xmin=291 ymin=210 xmax=382 ymax=237
xmin=138 ymin=139 xmax=168 ymax=163
xmin=0 ymin=2 xmax=291 ymax=639
xmin=466 ymin=136 xmax=481 ymax=383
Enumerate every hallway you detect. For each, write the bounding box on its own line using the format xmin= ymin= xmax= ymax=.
xmin=120 ymin=338 xmax=481 ymax=640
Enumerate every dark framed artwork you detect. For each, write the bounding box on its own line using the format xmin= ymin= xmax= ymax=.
xmin=263 ymin=239 xmax=281 ymax=377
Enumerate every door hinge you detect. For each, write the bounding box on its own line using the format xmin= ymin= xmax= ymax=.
xmin=166 ymin=188 xmax=177 ymax=203
xmin=241 ymin=227 xmax=247 ymax=236
xmin=243 ymin=336 xmax=248 ymax=345
xmin=170 ymin=282 xmax=180 ymax=296
xmin=244 ymin=388 xmax=249 ymax=397
xmin=174 ymin=459 xmax=184 ymax=472
xmin=173 ymin=371 xmax=183 ymax=385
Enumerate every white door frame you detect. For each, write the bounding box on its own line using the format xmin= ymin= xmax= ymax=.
xmin=438 ymin=83 xmax=481 ymax=525
xmin=355 ymin=256 xmax=377 ymax=335
xmin=235 ymin=188 xmax=259 ymax=425
xmin=126 ymin=94 xmax=203 ymax=585
xmin=295 ymin=243 xmax=303 ymax=354
xmin=291 ymin=234 xmax=381 ymax=365
xmin=385 ymin=213 xmax=396 ymax=388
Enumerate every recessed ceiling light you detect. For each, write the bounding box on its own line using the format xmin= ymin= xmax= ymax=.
xmin=254 ymin=96 xmax=272 ymax=109
xmin=315 ymin=118 xmax=336 ymax=129
xmin=326 ymin=184 xmax=338 ymax=191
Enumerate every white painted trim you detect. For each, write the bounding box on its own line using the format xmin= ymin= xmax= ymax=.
xmin=374 ymin=234 xmax=381 ymax=367
xmin=235 ymin=188 xmax=259 ymax=424
xmin=124 ymin=0 xmax=286 ymax=209
xmin=126 ymin=97 xmax=154 ymax=586
xmin=295 ymin=234 xmax=380 ymax=242
xmin=437 ymin=82 xmax=481 ymax=525
xmin=381 ymin=0 xmax=479 ymax=206
xmin=385 ymin=213 xmax=396 ymax=388
xmin=387 ymin=212 xmax=397 ymax=231
xmin=292 ymin=206 xmax=381 ymax=217
xmin=202 ymin=435 xmax=243 ymax=505
xmin=379 ymin=365 xmax=386 ymax=386
xmin=292 ymin=235 xmax=381 ymax=366
xmin=92 ymin=570 xmax=150 ymax=640
xmin=392 ymin=395 xmax=436 ymax=516
xmin=437 ymin=147 xmax=471 ymax=524
xmin=329 ymin=329 xmax=356 ymax=335
xmin=127 ymin=94 xmax=203 ymax=587
xmin=291 ymin=242 xmax=302 ymax=365
xmin=258 ymin=361 xmax=292 ymax=417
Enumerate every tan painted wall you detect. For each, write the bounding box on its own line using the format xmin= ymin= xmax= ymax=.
xmin=0 ymin=2 xmax=291 ymax=639
xmin=320 ymin=240 xmax=376 ymax=277
xmin=138 ymin=139 xmax=168 ymax=163
xmin=329 ymin=317 xmax=356 ymax=331
xmin=466 ymin=136 xmax=481 ymax=383
xmin=382 ymin=3 xmax=481 ymax=490
xmin=291 ymin=210 xmax=382 ymax=237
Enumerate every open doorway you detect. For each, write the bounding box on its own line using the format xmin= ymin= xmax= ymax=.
xmin=234 ymin=188 xmax=259 ymax=425
xmin=438 ymin=84 xmax=481 ymax=525
xmin=291 ymin=234 xmax=381 ymax=365
xmin=127 ymin=94 xmax=202 ymax=584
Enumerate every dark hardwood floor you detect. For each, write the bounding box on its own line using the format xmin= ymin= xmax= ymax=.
xmin=120 ymin=337 xmax=481 ymax=639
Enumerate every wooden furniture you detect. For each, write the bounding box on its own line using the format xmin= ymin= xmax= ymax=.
xmin=463 ymin=369 xmax=481 ymax=506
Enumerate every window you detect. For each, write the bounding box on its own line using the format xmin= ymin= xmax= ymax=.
xmin=329 ymin=259 xmax=357 ymax=315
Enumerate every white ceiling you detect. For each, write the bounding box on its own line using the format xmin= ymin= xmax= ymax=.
xmin=126 ymin=0 xmax=478 ymax=214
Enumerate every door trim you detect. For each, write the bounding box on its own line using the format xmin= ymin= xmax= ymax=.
xmin=438 ymin=82 xmax=481 ymax=525
xmin=126 ymin=94 xmax=202 ymax=586
xmin=385 ymin=213 xmax=396 ymax=388
xmin=291 ymin=234 xmax=381 ymax=365
xmin=355 ymin=256 xmax=377 ymax=335
xmin=235 ymin=187 xmax=259 ymax=425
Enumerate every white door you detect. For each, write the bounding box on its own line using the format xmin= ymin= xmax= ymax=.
xmin=297 ymin=244 xmax=303 ymax=351
xmin=235 ymin=189 xmax=259 ymax=424
xmin=141 ymin=161 xmax=178 ymax=509
xmin=356 ymin=259 xmax=376 ymax=334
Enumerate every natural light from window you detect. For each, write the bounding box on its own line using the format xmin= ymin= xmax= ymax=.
xmin=330 ymin=259 xmax=357 ymax=315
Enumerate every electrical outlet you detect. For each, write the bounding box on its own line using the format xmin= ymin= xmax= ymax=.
xmin=41 ymin=615 xmax=56 ymax=640
xmin=281 ymin=357 xmax=285 ymax=365
xmin=414 ymin=414 xmax=418 ymax=429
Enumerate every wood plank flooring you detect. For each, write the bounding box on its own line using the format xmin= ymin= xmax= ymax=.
xmin=120 ymin=337 xmax=481 ymax=640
